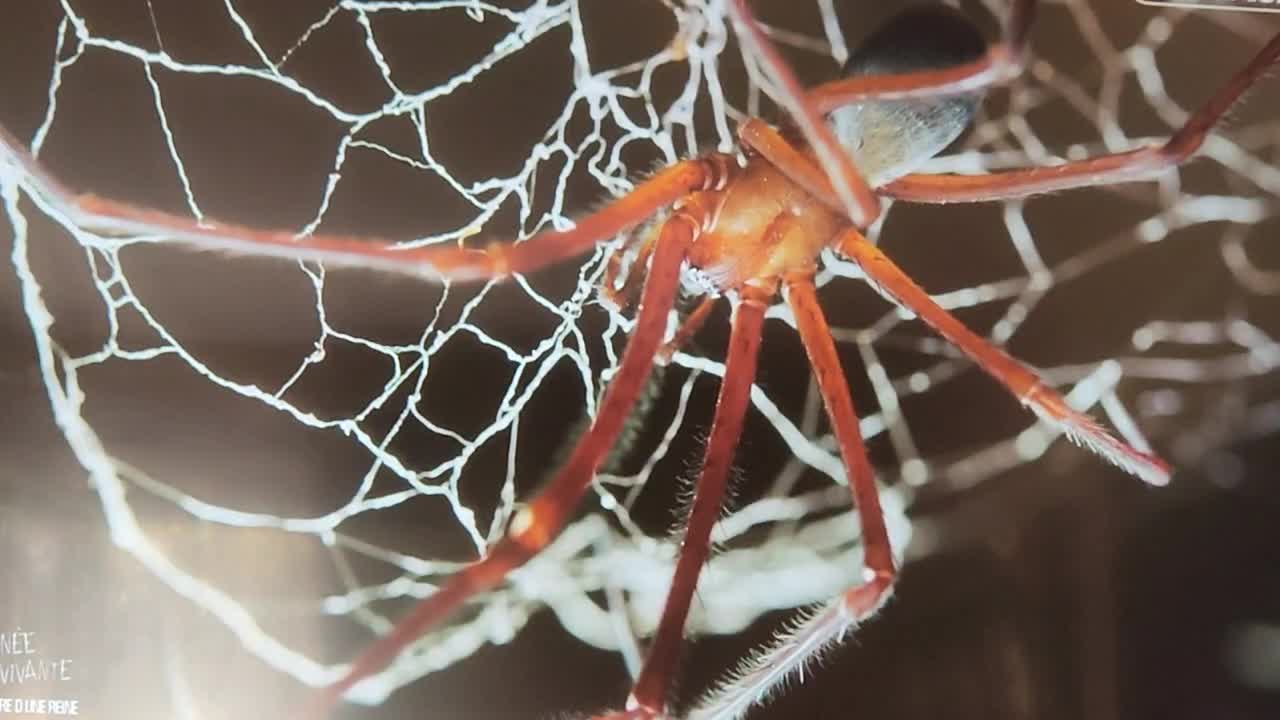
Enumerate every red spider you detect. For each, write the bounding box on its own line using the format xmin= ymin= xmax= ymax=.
xmin=3 ymin=1 xmax=1277 ymax=718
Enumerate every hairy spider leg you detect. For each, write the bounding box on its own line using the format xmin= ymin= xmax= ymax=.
xmin=683 ymin=221 xmax=1174 ymax=715
xmin=620 ymin=217 xmax=897 ymax=718
xmin=657 ymin=296 xmax=717 ymax=365
xmin=883 ymin=30 xmax=1280 ymax=202
xmin=620 ymin=286 xmax=769 ymax=716
xmin=739 ymin=28 xmax=1273 ymax=484
xmin=741 ymin=28 xmax=1280 ymax=486
xmin=4 ymin=2 xmax=1270 ymax=717
xmin=302 ymin=212 xmax=700 ymax=718
xmin=834 ymin=226 xmax=1169 ymax=484
xmin=0 ymin=122 xmax=733 ymax=285
xmin=683 ymin=272 xmax=894 ymax=719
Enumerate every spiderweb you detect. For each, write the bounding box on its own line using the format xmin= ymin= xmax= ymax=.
xmin=2 ymin=0 xmax=1278 ymax=716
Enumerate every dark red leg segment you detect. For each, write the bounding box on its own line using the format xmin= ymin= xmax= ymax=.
xmin=785 ymin=275 xmax=894 ymax=578
xmin=682 ymin=274 xmax=895 ymax=719
xmin=833 ymin=227 xmax=1169 ymax=485
xmin=0 ymin=122 xmax=733 ymax=284
xmin=625 ymin=287 xmax=769 ymax=716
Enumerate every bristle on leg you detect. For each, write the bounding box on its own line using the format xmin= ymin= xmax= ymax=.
xmin=1024 ymin=386 xmax=1171 ymax=486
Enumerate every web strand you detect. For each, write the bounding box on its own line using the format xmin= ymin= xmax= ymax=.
xmin=2 ymin=2 xmax=1278 ymax=717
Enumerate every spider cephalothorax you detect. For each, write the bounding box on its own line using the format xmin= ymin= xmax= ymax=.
xmin=1 ymin=2 xmax=1277 ymax=718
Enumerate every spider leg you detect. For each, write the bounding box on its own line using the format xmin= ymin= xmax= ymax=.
xmin=621 ymin=286 xmax=769 ymax=717
xmin=0 ymin=124 xmax=733 ymax=283
xmin=601 ymin=229 xmax=657 ymax=312
xmin=806 ymin=0 xmax=1038 ymax=113
xmin=685 ymin=272 xmax=894 ymax=720
xmin=883 ymin=31 xmax=1280 ymax=203
xmin=737 ymin=118 xmax=840 ymax=210
xmin=833 ymin=226 xmax=1170 ymax=485
xmin=657 ymin=296 xmax=716 ymax=365
xmin=300 ymin=210 xmax=699 ymax=718
xmin=784 ymin=274 xmax=895 ymax=577
xmin=725 ymin=0 xmax=880 ymax=228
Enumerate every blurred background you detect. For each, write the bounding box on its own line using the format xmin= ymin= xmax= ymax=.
xmin=1 ymin=1 xmax=1278 ymax=718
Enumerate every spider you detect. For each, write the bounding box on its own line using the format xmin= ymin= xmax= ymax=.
xmin=2 ymin=1 xmax=1277 ymax=718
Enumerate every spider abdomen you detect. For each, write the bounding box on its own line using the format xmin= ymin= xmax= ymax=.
xmin=829 ymin=5 xmax=988 ymax=186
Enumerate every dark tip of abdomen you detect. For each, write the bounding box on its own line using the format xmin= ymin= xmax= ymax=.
xmin=843 ymin=4 xmax=988 ymax=79
xmin=827 ymin=5 xmax=990 ymax=186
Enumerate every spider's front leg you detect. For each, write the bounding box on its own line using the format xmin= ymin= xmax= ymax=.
xmin=0 ymin=121 xmax=735 ymax=284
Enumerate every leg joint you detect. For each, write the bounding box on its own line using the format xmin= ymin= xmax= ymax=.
xmin=698 ymin=153 xmax=738 ymax=192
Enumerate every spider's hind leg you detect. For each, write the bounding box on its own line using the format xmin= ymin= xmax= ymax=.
xmin=684 ymin=271 xmax=898 ymax=719
xmin=621 ymin=286 xmax=769 ymax=717
xmin=833 ymin=226 xmax=1170 ymax=486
